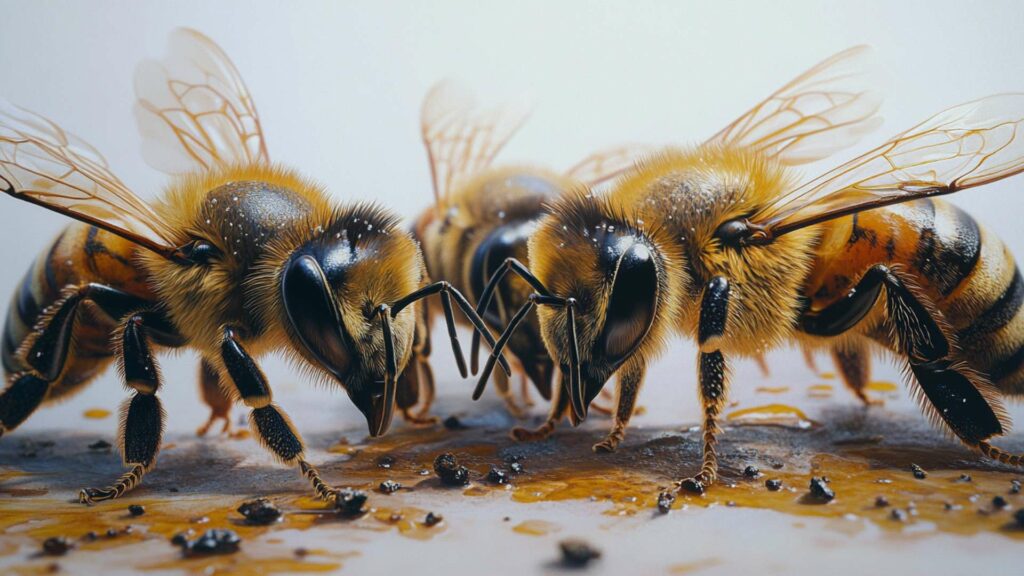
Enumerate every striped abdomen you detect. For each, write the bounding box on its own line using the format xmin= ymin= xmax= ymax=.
xmin=2 ymin=223 xmax=153 ymax=398
xmin=807 ymin=198 xmax=1024 ymax=394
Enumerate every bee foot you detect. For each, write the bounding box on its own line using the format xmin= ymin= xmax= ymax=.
xmin=511 ymin=424 xmax=553 ymax=442
xmin=592 ymin=436 xmax=621 ymax=453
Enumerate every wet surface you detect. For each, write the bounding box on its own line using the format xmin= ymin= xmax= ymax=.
xmin=1 ymin=345 xmax=1023 ymax=574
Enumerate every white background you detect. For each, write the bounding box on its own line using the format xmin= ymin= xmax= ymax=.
xmin=1 ymin=0 xmax=1022 ymax=431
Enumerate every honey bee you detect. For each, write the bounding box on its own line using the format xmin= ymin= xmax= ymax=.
xmin=475 ymin=46 xmax=885 ymax=445
xmin=478 ymin=49 xmax=1024 ymax=491
xmin=413 ymin=80 xmax=646 ymax=420
xmin=0 ymin=29 xmax=505 ymax=504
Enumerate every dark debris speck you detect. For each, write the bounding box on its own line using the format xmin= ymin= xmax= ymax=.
xmin=657 ymin=491 xmax=676 ymax=514
xmin=679 ymin=478 xmax=705 ymax=495
xmin=508 ymin=462 xmax=524 ymax=475
xmin=957 ymin=473 xmax=972 ymax=483
xmin=377 ymin=455 xmax=395 ymax=469
xmin=743 ymin=465 xmax=761 ymax=478
xmin=181 ymin=529 xmax=241 ymax=557
xmin=442 ymin=415 xmax=467 ymax=430
xmin=808 ymin=477 xmax=835 ymax=502
xmin=237 ymin=498 xmax=283 ymax=525
xmin=128 ymin=504 xmax=145 ymax=517
xmin=487 ymin=466 xmax=510 ymax=485
xmin=765 ymin=479 xmax=783 ymax=491
xmin=874 ymin=496 xmax=889 ymax=508
xmin=87 ymin=440 xmax=112 ymax=452
xmin=910 ymin=463 xmax=927 ymax=480
xmin=992 ymin=495 xmax=1009 ymax=510
xmin=379 ymin=480 xmax=402 ymax=494
xmin=334 ymin=488 xmax=369 ymax=516
xmin=42 ymin=537 xmax=72 ymax=556
xmin=424 ymin=512 xmax=443 ymax=527
xmin=1014 ymin=509 xmax=1024 ymax=527
xmin=890 ymin=508 xmax=909 ymax=522
xmin=1011 ymin=479 xmax=1021 ymax=494
xmin=434 ymin=453 xmax=470 ymax=486
xmin=559 ymin=539 xmax=601 ymax=567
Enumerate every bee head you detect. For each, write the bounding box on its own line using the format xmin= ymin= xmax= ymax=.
xmin=267 ymin=205 xmax=422 ymax=437
xmin=525 ymin=192 xmax=681 ymax=422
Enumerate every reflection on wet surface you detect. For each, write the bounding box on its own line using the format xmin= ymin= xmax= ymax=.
xmin=2 ymin=372 xmax=1023 ymax=573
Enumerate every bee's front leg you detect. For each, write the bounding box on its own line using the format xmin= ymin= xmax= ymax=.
xmin=219 ymin=327 xmax=336 ymax=502
xmin=680 ymin=276 xmax=731 ymax=494
xmin=80 ymin=312 xmax=167 ymax=504
xmin=593 ymin=362 xmax=645 ymax=453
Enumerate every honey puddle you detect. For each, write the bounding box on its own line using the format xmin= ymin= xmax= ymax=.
xmin=726 ymin=404 xmax=818 ymax=430
xmin=2 ymin=407 xmax=1023 ymax=572
xmin=512 ymin=519 xmax=561 ymax=536
xmin=807 ymin=384 xmax=834 ymax=398
xmin=754 ymin=386 xmax=790 ymax=395
xmin=868 ymin=381 xmax=899 ymax=393
xmin=82 ymin=409 xmax=111 ymax=420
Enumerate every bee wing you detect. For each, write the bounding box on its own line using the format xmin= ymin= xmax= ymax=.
xmin=134 ymin=27 xmax=268 ymax=175
xmin=752 ymin=94 xmax=1024 ymax=239
xmin=706 ymin=45 xmax=884 ymax=165
xmin=563 ymin=144 xmax=655 ymax=187
xmin=421 ymin=80 xmax=530 ymax=206
xmin=0 ymin=101 xmax=180 ymax=258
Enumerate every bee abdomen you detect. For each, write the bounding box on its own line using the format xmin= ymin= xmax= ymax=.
xmin=2 ymin=233 xmax=66 ymax=374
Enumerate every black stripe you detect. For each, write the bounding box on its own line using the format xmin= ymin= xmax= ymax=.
xmin=959 ymin=267 xmax=1024 ymax=341
xmin=3 ymin=318 xmax=18 ymax=355
xmin=941 ymin=206 xmax=982 ymax=295
xmin=989 ymin=345 xmax=1024 ymax=382
xmin=42 ymin=230 xmax=66 ymax=298
xmin=15 ymin=269 xmax=40 ymax=327
xmin=913 ymin=202 xmax=981 ymax=296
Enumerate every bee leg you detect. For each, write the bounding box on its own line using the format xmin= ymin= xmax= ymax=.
xmin=511 ymin=370 xmax=569 ymax=441
xmin=398 ymin=356 xmax=438 ymax=426
xmin=802 ymin=265 xmax=1012 ymax=461
xmin=754 ymin=354 xmax=771 ymax=378
xmin=519 ymin=373 xmax=535 ymax=407
xmin=803 ymin=347 xmax=821 ymax=375
xmin=80 ymin=313 xmax=165 ymax=504
xmin=1 ymin=283 xmax=151 ymax=437
xmin=831 ymin=342 xmax=879 ymax=406
xmin=680 ymin=277 xmax=731 ymax=494
xmin=196 ymin=359 xmax=237 ymax=437
xmin=220 ymin=327 xmax=336 ymax=502
xmin=593 ymin=362 xmax=645 ymax=453
xmin=494 ymin=368 xmax=527 ymax=419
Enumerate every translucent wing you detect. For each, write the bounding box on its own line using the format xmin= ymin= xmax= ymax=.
xmin=135 ymin=27 xmax=268 ymax=175
xmin=421 ymin=80 xmax=530 ymax=206
xmin=564 ymin=144 xmax=654 ymax=187
xmin=0 ymin=101 xmax=180 ymax=258
xmin=753 ymin=94 xmax=1024 ymax=239
xmin=707 ymin=45 xmax=884 ymax=165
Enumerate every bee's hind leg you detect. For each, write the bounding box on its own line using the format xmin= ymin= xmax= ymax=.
xmin=802 ymin=265 xmax=1017 ymax=464
xmin=196 ymin=358 xmax=239 ymax=437
xmin=830 ymin=341 xmax=880 ymax=406
xmin=80 ymin=312 xmax=169 ymax=504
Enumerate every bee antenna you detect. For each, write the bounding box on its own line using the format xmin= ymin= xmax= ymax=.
xmin=473 ymin=292 xmax=573 ymax=403
xmin=391 ymin=282 xmax=510 ymax=380
xmin=471 ymin=258 xmax=553 ymax=375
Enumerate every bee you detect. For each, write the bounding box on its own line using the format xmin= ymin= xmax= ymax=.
xmin=413 ymin=80 xmax=645 ymax=421
xmin=476 ymin=46 xmax=888 ymax=452
xmin=0 ymin=28 xmax=505 ymax=504
xmin=477 ymin=50 xmax=1024 ymax=491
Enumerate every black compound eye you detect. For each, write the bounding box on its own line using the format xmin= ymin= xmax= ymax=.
xmin=179 ymin=239 xmax=220 ymax=265
xmin=713 ymin=219 xmax=751 ymax=246
xmin=598 ymin=242 xmax=658 ymax=364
